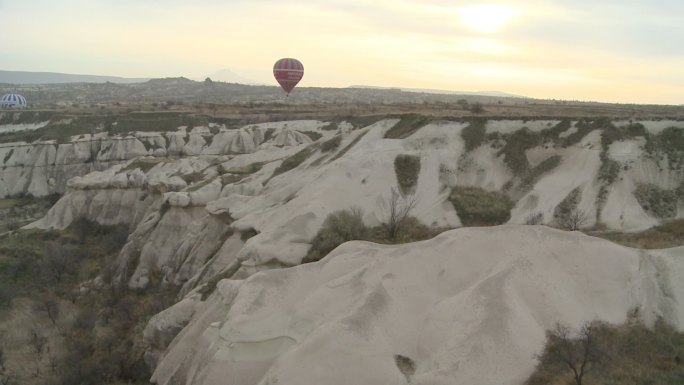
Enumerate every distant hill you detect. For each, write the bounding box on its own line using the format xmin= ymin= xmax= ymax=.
xmin=0 ymin=70 xmax=150 ymax=84
xmin=203 ymin=69 xmax=263 ymax=85
xmin=350 ymin=85 xmax=525 ymax=98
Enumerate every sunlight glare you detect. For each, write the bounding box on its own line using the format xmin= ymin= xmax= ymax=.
xmin=458 ymin=4 xmax=518 ymax=33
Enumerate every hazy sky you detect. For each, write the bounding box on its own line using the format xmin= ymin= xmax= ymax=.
xmin=1 ymin=0 xmax=683 ymax=104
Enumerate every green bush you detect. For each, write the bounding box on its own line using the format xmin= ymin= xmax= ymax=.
xmin=498 ymin=128 xmax=539 ymax=175
xmin=634 ymin=183 xmax=680 ymax=219
xmin=394 ymin=154 xmax=421 ymax=195
xmin=598 ymin=158 xmax=621 ymax=185
xmin=562 ymin=118 xmax=611 ymax=147
xmin=646 ymin=127 xmax=684 ymax=170
xmin=302 ymin=208 xmax=367 ymax=263
xmin=461 ymin=118 xmax=487 ymax=152
xmin=449 ymin=186 xmax=513 ymax=226
xmin=540 ymin=119 xmax=571 ymax=142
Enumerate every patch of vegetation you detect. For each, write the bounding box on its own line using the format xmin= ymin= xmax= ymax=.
xmin=646 ymin=126 xmax=684 ymax=170
xmin=121 ymin=158 xmax=161 ymax=173
xmin=220 ymin=174 xmax=247 ymax=185
xmin=319 ymin=121 xmax=339 ymax=131
xmin=461 ymin=118 xmax=487 ymax=152
xmin=320 ymin=135 xmax=342 ymax=152
xmin=595 ymin=156 xmax=620 ymax=221
xmin=329 ymin=130 xmax=369 ymax=162
xmin=634 ymin=183 xmax=681 ymax=219
xmin=590 ymin=218 xmax=684 ymax=249
xmin=539 ymin=119 xmax=572 ymax=142
xmin=521 ymin=155 xmax=562 ymax=190
xmin=469 ymin=102 xmax=485 ymax=114
xmin=0 ymin=112 xmax=214 ymax=144
xmin=109 ymin=112 xmax=210 ymax=136
xmin=263 ymin=128 xmax=276 ymax=143
xmin=240 ymin=228 xmax=258 ymax=242
xmin=343 ymin=115 xmax=384 ymax=129
xmin=553 ymin=187 xmax=582 ymax=226
xmin=300 ymin=131 xmax=323 ymax=141
xmin=0 ymin=218 xmax=172 ymax=385
xmin=394 ymin=154 xmax=421 ymax=195
xmin=303 ymin=207 xmax=449 ymax=264
xmin=269 ymin=146 xmax=316 ymax=180
xmin=394 ymin=354 xmax=417 ymax=382
xmin=0 ymin=194 xmax=61 ymax=232
xmin=366 ymin=216 xmax=448 ymax=245
xmin=3 ymin=149 xmax=13 ymax=163
xmin=302 ymin=208 xmax=368 ymax=264
xmin=600 ymin=122 xmax=647 ymax=151
xmin=598 ymin=158 xmax=621 ymax=185
xmin=498 ymin=128 xmax=540 ymax=175
xmin=0 ymin=110 xmax=58 ymax=125
xmin=448 ymin=186 xmax=513 ymax=226
xmin=561 ymin=117 xmax=611 ymax=147
xmin=526 ymin=315 xmax=684 ymax=385
xmin=383 ymin=114 xmax=431 ymax=139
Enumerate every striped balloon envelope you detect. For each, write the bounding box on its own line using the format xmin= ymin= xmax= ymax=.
xmin=0 ymin=94 xmax=27 ymax=109
xmin=273 ymin=58 xmax=304 ymax=96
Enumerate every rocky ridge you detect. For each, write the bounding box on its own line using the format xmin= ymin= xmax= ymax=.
xmin=18 ymin=116 xmax=684 ymax=385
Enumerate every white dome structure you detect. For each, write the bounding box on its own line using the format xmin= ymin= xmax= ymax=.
xmin=0 ymin=94 xmax=27 ymax=109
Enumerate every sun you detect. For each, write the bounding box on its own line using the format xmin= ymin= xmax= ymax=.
xmin=458 ymin=4 xmax=518 ymax=33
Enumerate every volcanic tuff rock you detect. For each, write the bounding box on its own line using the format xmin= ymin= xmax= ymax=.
xmin=149 ymin=225 xmax=684 ymax=385
xmin=0 ymin=121 xmax=318 ymax=198
xmin=21 ymin=118 xmax=684 ymax=385
xmin=24 ymin=118 xmax=684 ymax=294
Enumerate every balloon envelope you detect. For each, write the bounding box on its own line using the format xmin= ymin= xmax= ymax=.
xmin=273 ymin=58 xmax=304 ymax=95
xmin=0 ymin=94 xmax=27 ymax=109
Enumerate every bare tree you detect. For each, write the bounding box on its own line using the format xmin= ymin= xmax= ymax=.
xmin=33 ymin=297 xmax=60 ymax=326
xmin=563 ymin=209 xmax=588 ymax=231
xmin=383 ymin=188 xmax=418 ymax=240
xmin=41 ymin=242 xmax=73 ymax=283
xmin=27 ymin=328 xmax=47 ymax=377
xmin=536 ymin=322 xmax=604 ymax=385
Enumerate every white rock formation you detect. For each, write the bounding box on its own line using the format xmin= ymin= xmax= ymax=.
xmin=0 ymin=121 xmax=328 ymax=198
xmin=149 ymin=225 xmax=684 ymax=385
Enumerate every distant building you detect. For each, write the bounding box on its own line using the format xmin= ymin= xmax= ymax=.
xmin=0 ymin=94 xmax=27 ymax=109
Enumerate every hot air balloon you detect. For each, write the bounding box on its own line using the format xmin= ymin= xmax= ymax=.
xmin=273 ymin=58 xmax=304 ymax=96
xmin=0 ymin=94 xmax=27 ymax=109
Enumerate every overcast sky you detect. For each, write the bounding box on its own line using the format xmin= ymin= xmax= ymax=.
xmin=1 ymin=0 xmax=683 ymax=104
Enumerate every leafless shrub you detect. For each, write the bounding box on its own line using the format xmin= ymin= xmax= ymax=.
xmin=561 ymin=209 xmax=588 ymax=231
xmin=383 ymin=188 xmax=419 ymax=240
xmin=33 ymin=297 xmax=60 ymax=326
xmin=525 ymin=211 xmax=544 ymax=225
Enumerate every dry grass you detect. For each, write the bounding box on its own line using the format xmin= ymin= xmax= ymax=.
xmin=588 ymin=219 xmax=684 ymax=249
